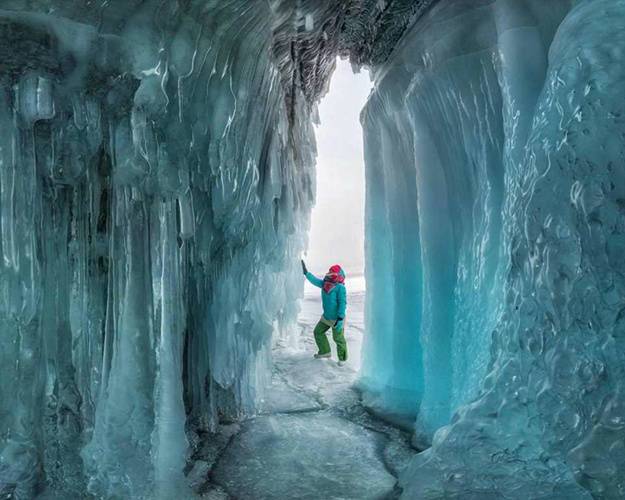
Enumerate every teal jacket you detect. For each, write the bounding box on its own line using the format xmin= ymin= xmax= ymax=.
xmin=305 ymin=272 xmax=347 ymax=321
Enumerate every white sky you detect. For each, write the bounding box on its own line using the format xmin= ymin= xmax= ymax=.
xmin=305 ymin=58 xmax=372 ymax=278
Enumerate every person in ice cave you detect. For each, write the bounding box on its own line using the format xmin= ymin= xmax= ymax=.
xmin=301 ymin=260 xmax=348 ymax=365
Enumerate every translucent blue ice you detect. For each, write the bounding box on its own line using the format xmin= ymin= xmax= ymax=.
xmin=360 ymin=0 xmax=625 ymax=497
xmin=0 ymin=2 xmax=317 ymax=497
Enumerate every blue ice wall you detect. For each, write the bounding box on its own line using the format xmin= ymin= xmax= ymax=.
xmin=361 ymin=0 xmax=625 ymax=496
xmin=361 ymin=0 xmax=558 ymax=439
xmin=0 ymin=2 xmax=319 ymax=497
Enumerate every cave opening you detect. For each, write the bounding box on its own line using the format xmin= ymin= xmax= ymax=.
xmin=302 ymin=58 xmax=372 ymax=370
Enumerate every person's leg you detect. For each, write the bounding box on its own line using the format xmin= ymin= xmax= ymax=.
xmin=332 ymin=326 xmax=348 ymax=361
xmin=313 ymin=321 xmax=331 ymax=355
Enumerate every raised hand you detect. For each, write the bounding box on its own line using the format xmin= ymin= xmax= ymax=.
xmin=301 ymin=259 xmax=308 ymax=275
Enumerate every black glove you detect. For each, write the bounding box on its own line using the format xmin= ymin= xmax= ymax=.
xmin=301 ymin=259 xmax=308 ymax=275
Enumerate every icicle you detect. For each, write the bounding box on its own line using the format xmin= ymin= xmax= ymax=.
xmin=0 ymin=86 xmax=18 ymax=270
xmin=17 ymin=74 xmax=55 ymax=125
xmin=177 ymin=191 xmax=195 ymax=240
xmin=151 ymin=200 xmax=189 ymax=499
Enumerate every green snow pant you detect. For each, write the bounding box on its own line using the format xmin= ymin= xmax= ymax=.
xmin=313 ymin=320 xmax=347 ymax=361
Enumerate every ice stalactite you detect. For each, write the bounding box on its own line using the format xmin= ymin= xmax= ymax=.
xmin=360 ymin=0 xmax=625 ymax=497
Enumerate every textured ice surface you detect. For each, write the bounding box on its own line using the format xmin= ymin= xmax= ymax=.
xmin=213 ymin=413 xmax=395 ymax=500
xmin=361 ymin=0 xmax=625 ymax=497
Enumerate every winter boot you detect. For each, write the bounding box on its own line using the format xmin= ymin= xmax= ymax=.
xmin=314 ymin=352 xmax=331 ymax=359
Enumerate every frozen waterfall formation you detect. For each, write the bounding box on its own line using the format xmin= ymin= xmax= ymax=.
xmin=0 ymin=0 xmax=624 ymax=498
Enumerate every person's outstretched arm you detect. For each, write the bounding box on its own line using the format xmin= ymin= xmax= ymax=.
xmin=301 ymin=260 xmax=323 ymax=288
xmin=305 ymin=272 xmax=324 ymax=288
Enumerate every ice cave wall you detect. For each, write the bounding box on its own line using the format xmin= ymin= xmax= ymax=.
xmin=361 ymin=0 xmax=625 ymax=497
xmin=0 ymin=1 xmax=322 ymax=497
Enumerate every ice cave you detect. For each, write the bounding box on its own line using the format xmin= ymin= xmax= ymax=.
xmin=0 ymin=0 xmax=624 ymax=498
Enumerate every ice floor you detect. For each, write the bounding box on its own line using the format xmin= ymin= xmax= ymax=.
xmin=188 ymin=279 xmax=416 ymax=499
